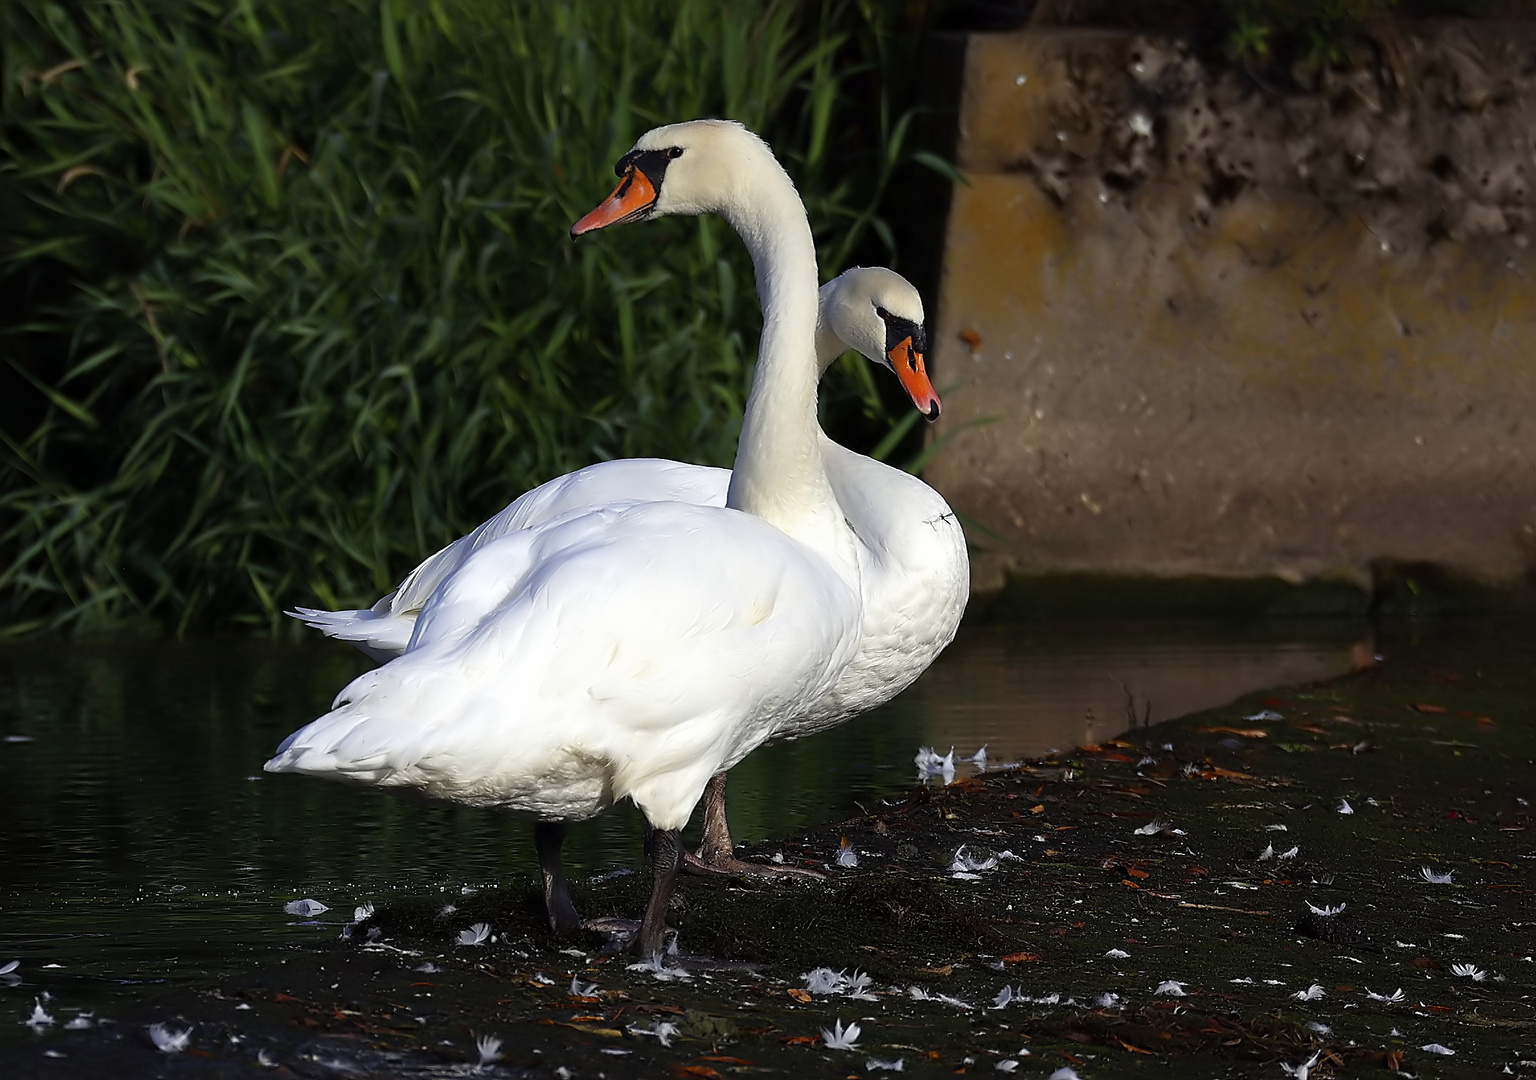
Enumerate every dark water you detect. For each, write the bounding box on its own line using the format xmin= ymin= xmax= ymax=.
xmin=0 ymin=620 xmax=1364 ymax=1038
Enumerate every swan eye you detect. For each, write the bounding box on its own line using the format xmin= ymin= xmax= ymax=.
xmin=666 ymin=147 xmax=684 ymax=159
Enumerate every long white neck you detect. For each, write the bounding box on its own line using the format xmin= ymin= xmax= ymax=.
xmin=722 ymin=170 xmax=853 ymax=571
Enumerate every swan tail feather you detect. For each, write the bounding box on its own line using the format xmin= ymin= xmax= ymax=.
xmin=286 ymin=606 xmax=414 ymax=663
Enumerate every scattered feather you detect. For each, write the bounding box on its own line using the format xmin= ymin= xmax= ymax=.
xmin=570 ymin=976 xmax=599 ymax=998
xmin=1292 ymin=984 xmax=1326 ymax=1001
xmin=914 ymin=746 xmax=956 ymax=784
xmin=353 ymin=903 xmax=374 ymax=923
xmin=1449 ymin=962 xmax=1488 ymax=981
xmin=148 ymin=1023 xmax=192 ymax=1053
xmin=457 ymin=923 xmax=491 ymax=946
xmin=627 ymin=953 xmax=692 ymax=981
xmin=1420 ymin=1043 xmax=1455 ymax=1055
xmin=1303 ymin=1021 xmax=1331 ymax=1036
xmin=1307 ymin=902 xmax=1346 ymax=917
xmin=802 ymin=968 xmax=877 ymax=1000
xmin=1104 ymin=948 xmax=1130 ymax=959
xmin=835 ymin=843 xmax=859 ymax=869
xmin=995 ymin=1062 xmax=1019 ymax=1074
xmin=1245 ymin=709 xmax=1283 ymax=721
xmin=257 ymin=1048 xmax=279 ymax=1068
xmin=475 ymin=1034 xmax=502 ymax=1067
xmin=820 ymin=1018 xmax=861 ymax=1051
xmin=415 ymin=962 xmax=440 ymax=974
xmin=1419 ymin=866 xmax=1455 ymax=884
xmin=1337 ymin=799 xmax=1354 ymax=815
xmin=1230 ymin=977 xmax=1254 ymax=984
xmin=1365 ymin=988 xmax=1405 ymax=1002
xmin=1095 ymin=992 xmax=1121 ymax=1008
xmin=63 ymin=1014 xmax=93 ymax=1030
xmin=1279 ymin=846 xmax=1299 ymax=859
xmin=1154 ymin=980 xmax=1187 ymax=996
xmin=950 ymin=846 xmax=998 ymax=876
xmin=963 ymin=745 xmax=988 ymax=771
xmin=907 ymin=986 xmax=971 ymax=1009
xmin=1048 ymin=1069 xmax=1082 ymax=1080
xmin=866 ymin=1057 xmax=905 ymax=1072
xmin=1132 ymin=818 xmax=1170 ymax=836
xmin=1264 ymin=824 xmax=1289 ymax=832
xmin=629 ymin=1020 xmax=679 ymax=1047
xmin=0 ymin=961 xmax=17 ymax=976
xmin=991 ymin=985 xmax=1016 ymax=1009
xmin=1257 ymin=843 xmax=1275 ymax=861
xmin=283 ymin=899 xmax=328 ymax=917
xmin=1280 ymin=1051 xmax=1322 ymax=1079
xmin=437 ymin=904 xmax=458 ymax=918
xmin=25 ymin=1000 xmax=53 ymax=1028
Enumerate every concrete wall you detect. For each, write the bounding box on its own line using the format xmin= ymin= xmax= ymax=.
xmin=926 ymin=24 xmax=1536 ymax=606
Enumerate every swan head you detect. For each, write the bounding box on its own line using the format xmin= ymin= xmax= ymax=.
xmin=821 ymin=267 xmax=940 ymax=421
xmin=571 ymin=120 xmax=780 ymax=236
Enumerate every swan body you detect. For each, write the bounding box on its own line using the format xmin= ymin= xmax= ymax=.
xmin=292 ymin=269 xmax=967 ymax=727
xmin=270 ymin=499 xmax=858 ymax=828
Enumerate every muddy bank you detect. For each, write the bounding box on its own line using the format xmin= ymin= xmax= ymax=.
xmin=3 ymin=617 xmax=1532 ymax=1078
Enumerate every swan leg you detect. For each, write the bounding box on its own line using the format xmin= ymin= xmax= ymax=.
xmin=534 ymin=821 xmax=581 ymax=931
xmin=682 ymin=772 xmax=827 ymax=881
xmin=635 ymin=825 xmax=683 ymax=957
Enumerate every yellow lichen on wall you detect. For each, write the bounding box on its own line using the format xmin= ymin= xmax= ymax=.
xmin=928 ymin=26 xmax=1536 ymax=596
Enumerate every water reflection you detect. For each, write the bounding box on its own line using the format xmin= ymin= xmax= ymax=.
xmin=893 ymin=620 xmax=1369 ymax=762
xmin=0 ymin=619 xmax=1363 ymax=1024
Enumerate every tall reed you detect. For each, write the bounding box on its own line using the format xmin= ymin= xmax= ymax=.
xmin=1 ymin=0 xmax=931 ymax=634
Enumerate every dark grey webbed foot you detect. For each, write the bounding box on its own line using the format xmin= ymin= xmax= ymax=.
xmin=685 ymin=771 xmax=826 ymax=880
xmin=682 ymin=849 xmax=828 ymax=880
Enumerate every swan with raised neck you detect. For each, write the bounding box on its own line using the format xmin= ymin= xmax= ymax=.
xmin=268 ymin=120 xmax=880 ymax=958
xmin=574 ymin=119 xmax=854 ymax=573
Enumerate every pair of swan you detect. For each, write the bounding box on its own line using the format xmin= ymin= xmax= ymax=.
xmin=268 ymin=120 xmax=968 ymax=955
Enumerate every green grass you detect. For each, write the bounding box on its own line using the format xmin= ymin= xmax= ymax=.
xmin=0 ymin=0 xmax=935 ymax=635
xmin=1220 ymin=0 xmax=1399 ymax=65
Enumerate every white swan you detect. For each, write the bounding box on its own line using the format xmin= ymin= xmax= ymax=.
xmin=290 ymin=268 xmax=969 ymax=878
xmin=267 ymin=120 xmax=870 ymax=955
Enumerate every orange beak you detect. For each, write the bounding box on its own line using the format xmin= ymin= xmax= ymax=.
xmin=570 ymin=166 xmax=659 ymax=237
xmin=889 ymin=337 xmax=941 ymax=420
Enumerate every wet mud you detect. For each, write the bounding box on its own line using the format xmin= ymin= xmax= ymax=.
xmin=4 ymin=617 xmax=1532 ymax=1078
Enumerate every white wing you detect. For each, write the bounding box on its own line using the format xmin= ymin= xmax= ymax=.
xmin=267 ymin=500 xmax=860 ymax=830
xmin=287 ymin=459 xmax=730 ymax=659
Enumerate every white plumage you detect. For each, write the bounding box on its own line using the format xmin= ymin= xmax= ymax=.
xmin=270 ymin=501 xmax=859 ymax=829
xmin=268 ymin=120 xmax=966 ymax=948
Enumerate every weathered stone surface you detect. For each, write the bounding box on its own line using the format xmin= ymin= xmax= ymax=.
xmin=928 ymin=25 xmax=1536 ymax=602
